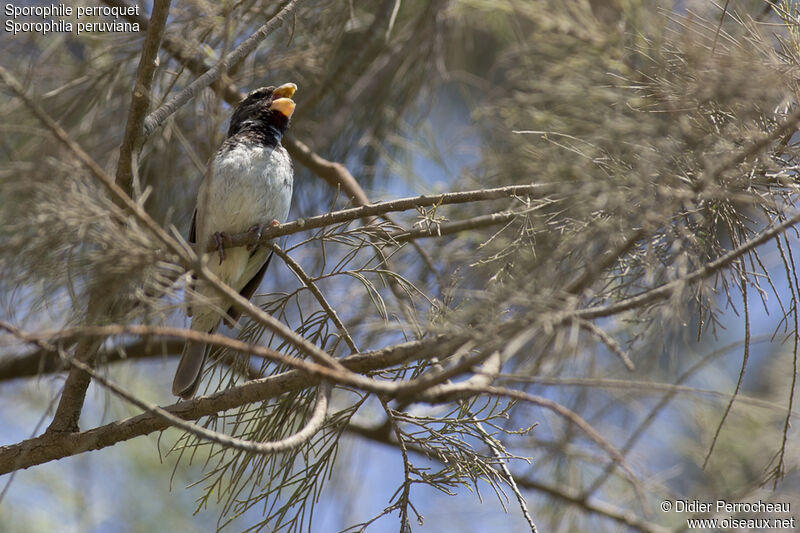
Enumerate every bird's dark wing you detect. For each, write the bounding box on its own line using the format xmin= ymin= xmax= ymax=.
xmin=187 ymin=208 xmax=198 ymax=317
xmin=224 ymin=251 xmax=273 ymax=326
xmin=189 ymin=208 xmax=197 ymax=244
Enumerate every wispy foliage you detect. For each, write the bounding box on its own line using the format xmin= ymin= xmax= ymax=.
xmin=1 ymin=1 xmax=799 ymax=532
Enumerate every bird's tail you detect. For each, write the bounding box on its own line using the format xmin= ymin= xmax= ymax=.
xmin=172 ymin=339 xmax=209 ymax=399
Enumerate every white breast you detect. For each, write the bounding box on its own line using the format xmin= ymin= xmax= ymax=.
xmin=196 ymin=143 xmax=293 ymax=242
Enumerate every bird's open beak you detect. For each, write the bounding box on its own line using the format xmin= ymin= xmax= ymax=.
xmin=270 ymin=83 xmax=297 ymax=118
xmin=269 ymin=98 xmax=296 ymax=118
xmin=273 ymin=83 xmax=297 ymax=99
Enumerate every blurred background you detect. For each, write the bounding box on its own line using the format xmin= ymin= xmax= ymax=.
xmin=1 ymin=0 xmax=799 ymax=531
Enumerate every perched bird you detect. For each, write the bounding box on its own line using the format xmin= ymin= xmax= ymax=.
xmin=172 ymin=83 xmax=297 ymax=399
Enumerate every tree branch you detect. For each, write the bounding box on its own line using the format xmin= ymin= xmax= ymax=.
xmin=203 ymin=184 xmax=550 ymax=252
xmin=0 ymin=339 xmax=183 ymax=381
xmin=513 ymin=477 xmax=670 ymax=533
xmin=142 ymin=0 xmax=303 ymax=136
xmin=0 ymin=63 xmax=353 ymax=431
xmin=413 ymin=383 xmax=637 ymax=488
xmin=576 ymin=319 xmax=635 ymax=371
xmin=576 ymin=210 xmax=800 ymax=320
xmin=345 ymin=423 xmax=669 ymax=533
xmin=2 ymin=321 xmax=331 ymax=455
xmin=103 ymin=0 xmax=374 ymax=211
xmin=283 ymin=136 xmax=370 ymax=206
xmin=269 ymin=244 xmax=358 ymax=353
xmin=380 ymin=209 xmax=521 ymax=243
xmin=0 ymin=335 xmax=460 ymax=474
xmin=115 ymin=0 xmax=171 ymax=200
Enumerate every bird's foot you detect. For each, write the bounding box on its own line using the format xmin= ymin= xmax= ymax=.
xmin=212 ymin=231 xmax=233 ymax=265
xmin=244 ymin=220 xmax=280 ymax=251
xmin=245 ymin=224 xmax=263 ymax=251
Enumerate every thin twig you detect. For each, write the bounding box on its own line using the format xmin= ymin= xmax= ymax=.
xmin=345 ymin=424 xmax=668 ymax=533
xmin=576 ymin=211 xmax=800 ymax=320
xmin=416 ymin=383 xmax=638 ymax=488
xmin=380 ymin=210 xmax=521 ymax=242
xmin=269 ymin=244 xmax=359 ymax=353
xmin=771 ymin=233 xmax=800 ymax=484
xmin=579 ymin=337 xmax=777 ymax=499
xmin=467 ymin=407 xmax=538 ymax=533
xmin=1 ymin=319 xmax=331 ymax=455
xmin=142 ymin=0 xmax=303 ymax=136
xmin=0 ymin=335 xmax=463 ymax=473
xmin=576 ymin=319 xmax=635 ymax=371
xmin=204 ymin=184 xmax=552 ymax=252
xmin=702 ymin=271 xmax=750 ymax=468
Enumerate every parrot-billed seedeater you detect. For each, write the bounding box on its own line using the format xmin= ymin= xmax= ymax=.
xmin=172 ymin=83 xmax=297 ymax=399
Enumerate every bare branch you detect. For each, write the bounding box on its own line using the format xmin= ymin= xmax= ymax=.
xmin=283 ymin=136 xmax=370 ymax=207
xmin=0 ymin=339 xmax=183 ymax=381
xmin=576 ymin=319 xmax=635 ymax=371
xmin=0 ymin=335 xmax=459 ymax=473
xmin=2 ymin=320 xmax=331 ymax=455
xmin=142 ymin=0 xmax=303 ymax=136
xmin=576 ymin=211 xmax=800 ymax=320
xmin=115 ymin=0 xmax=172 ymax=200
xmin=204 ymin=184 xmax=551 ymax=252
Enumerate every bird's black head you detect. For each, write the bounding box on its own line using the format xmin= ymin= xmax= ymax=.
xmin=226 ymin=83 xmax=297 ymax=144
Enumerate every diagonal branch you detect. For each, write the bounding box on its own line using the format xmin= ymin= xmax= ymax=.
xmin=513 ymin=477 xmax=670 ymax=533
xmin=115 ymin=0 xmax=172 ymax=200
xmin=142 ymin=0 xmax=303 ymax=136
xmin=269 ymin=244 xmax=359 ymax=353
xmin=414 ymin=383 xmax=638 ymax=488
xmin=284 ymin=136 xmax=370 ymax=206
xmin=0 ymin=1 xmax=172 ymax=433
xmin=575 ymin=210 xmax=800 ymax=320
xmin=1 ymin=321 xmax=331 ymax=456
xmin=576 ymin=319 xmax=635 ymax=371
xmin=470 ymin=412 xmax=538 ymax=533
xmin=0 ymin=335 xmax=459 ymax=474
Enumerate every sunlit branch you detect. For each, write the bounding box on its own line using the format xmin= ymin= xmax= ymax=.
xmin=0 ymin=321 xmax=331 ymax=456
xmin=0 ymin=334 xmax=462 ymax=473
xmin=204 ymin=184 xmax=552 ymax=252
xmin=115 ymin=0 xmax=171 ymax=200
xmin=269 ymin=244 xmax=359 ymax=353
xmin=575 ymin=210 xmax=800 ymax=320
xmin=141 ymin=0 xmax=303 ymax=136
